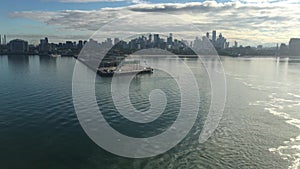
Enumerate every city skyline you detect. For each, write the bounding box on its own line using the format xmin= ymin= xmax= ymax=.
xmin=1 ymin=0 xmax=300 ymax=46
xmin=0 ymin=29 xmax=297 ymax=49
xmin=0 ymin=30 xmax=233 ymax=47
xmin=0 ymin=31 xmax=270 ymax=53
xmin=2 ymin=31 xmax=300 ymax=57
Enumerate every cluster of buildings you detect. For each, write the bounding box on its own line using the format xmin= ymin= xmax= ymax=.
xmin=0 ymin=36 xmax=88 ymax=56
xmin=119 ymin=30 xmax=231 ymax=52
xmin=194 ymin=30 xmax=230 ymax=49
xmin=258 ymin=38 xmax=300 ymax=57
xmin=37 ymin=37 xmax=87 ymax=56
xmin=111 ymin=33 xmax=190 ymax=52
xmin=87 ymin=33 xmax=200 ymax=57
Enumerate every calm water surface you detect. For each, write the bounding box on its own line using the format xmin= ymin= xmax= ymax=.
xmin=0 ymin=55 xmax=299 ymax=169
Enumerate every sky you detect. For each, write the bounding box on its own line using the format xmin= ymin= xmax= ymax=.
xmin=1 ymin=0 xmax=300 ymax=46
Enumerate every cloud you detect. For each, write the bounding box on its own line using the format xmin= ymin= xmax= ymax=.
xmin=50 ymin=0 xmax=145 ymax=3
xmin=238 ymin=0 xmax=299 ymax=4
xmin=10 ymin=0 xmax=300 ymax=45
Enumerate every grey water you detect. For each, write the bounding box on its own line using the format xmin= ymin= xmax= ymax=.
xmin=0 ymin=55 xmax=300 ymax=169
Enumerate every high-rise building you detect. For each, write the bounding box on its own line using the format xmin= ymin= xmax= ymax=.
xmin=206 ymin=32 xmax=209 ymax=39
xmin=193 ymin=36 xmax=201 ymax=49
xmin=154 ymin=34 xmax=159 ymax=43
xmin=106 ymin=38 xmax=112 ymax=46
xmin=167 ymin=33 xmax=173 ymax=46
xmin=234 ymin=41 xmax=238 ymax=48
xmin=39 ymin=37 xmax=49 ymax=52
xmin=225 ymin=42 xmax=230 ymax=49
xmin=212 ymin=30 xmax=216 ymax=43
xmin=289 ymin=38 xmax=300 ymax=56
xmin=114 ymin=38 xmax=120 ymax=45
xmin=3 ymin=35 xmax=6 ymax=45
xmin=148 ymin=34 xmax=152 ymax=43
xmin=8 ymin=39 xmax=28 ymax=53
xmin=65 ymin=41 xmax=74 ymax=49
xmin=216 ymin=33 xmax=226 ymax=49
xmin=78 ymin=40 xmax=83 ymax=48
xmin=153 ymin=34 xmax=160 ymax=47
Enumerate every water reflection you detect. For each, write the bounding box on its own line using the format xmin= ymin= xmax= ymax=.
xmin=39 ymin=55 xmax=57 ymax=72
xmin=7 ymin=55 xmax=29 ymax=73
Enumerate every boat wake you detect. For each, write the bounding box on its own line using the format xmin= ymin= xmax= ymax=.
xmin=224 ymin=70 xmax=300 ymax=169
xmin=249 ymin=90 xmax=300 ymax=169
xmin=236 ymin=78 xmax=300 ymax=169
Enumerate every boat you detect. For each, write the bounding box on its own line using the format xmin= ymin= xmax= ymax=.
xmin=97 ymin=59 xmax=153 ymax=77
xmin=50 ymin=54 xmax=61 ymax=57
xmin=97 ymin=66 xmax=153 ymax=77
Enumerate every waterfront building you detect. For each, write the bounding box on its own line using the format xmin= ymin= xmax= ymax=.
xmin=289 ymin=38 xmax=300 ymax=56
xmin=28 ymin=44 xmax=38 ymax=53
xmin=279 ymin=43 xmax=289 ymax=56
xmin=39 ymin=37 xmax=49 ymax=53
xmin=8 ymin=39 xmax=29 ymax=53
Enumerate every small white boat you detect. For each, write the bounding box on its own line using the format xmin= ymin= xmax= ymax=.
xmin=50 ymin=54 xmax=61 ymax=57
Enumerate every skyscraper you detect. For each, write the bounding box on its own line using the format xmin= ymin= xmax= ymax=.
xmin=212 ymin=30 xmax=216 ymax=43
xmin=167 ymin=33 xmax=173 ymax=45
xmin=107 ymin=38 xmax=112 ymax=46
xmin=40 ymin=37 xmax=49 ymax=52
xmin=153 ymin=34 xmax=160 ymax=47
xmin=234 ymin=41 xmax=238 ymax=48
xmin=148 ymin=34 xmax=152 ymax=43
xmin=78 ymin=40 xmax=83 ymax=48
xmin=154 ymin=34 xmax=159 ymax=43
xmin=114 ymin=38 xmax=120 ymax=45
xmin=216 ymin=33 xmax=226 ymax=49
xmin=206 ymin=32 xmax=209 ymax=39
xmin=3 ymin=35 xmax=6 ymax=45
